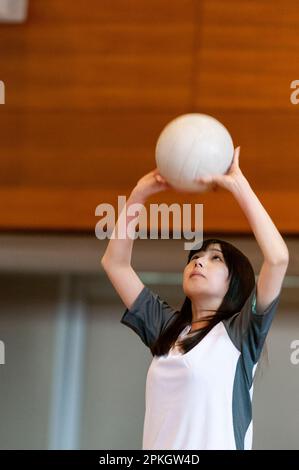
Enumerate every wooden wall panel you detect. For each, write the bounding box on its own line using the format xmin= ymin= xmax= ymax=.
xmin=0 ymin=111 xmax=297 ymax=190
xmin=0 ymin=187 xmax=296 ymax=233
xmin=0 ymin=0 xmax=298 ymax=232
xmin=0 ymin=0 xmax=195 ymax=111
xmin=195 ymin=0 xmax=298 ymax=109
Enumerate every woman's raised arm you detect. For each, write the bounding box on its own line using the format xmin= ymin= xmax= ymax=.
xmin=195 ymin=146 xmax=289 ymax=313
xmin=101 ymin=169 xmax=170 ymax=309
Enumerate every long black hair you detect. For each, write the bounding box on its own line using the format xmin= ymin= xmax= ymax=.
xmin=151 ymin=238 xmax=256 ymax=356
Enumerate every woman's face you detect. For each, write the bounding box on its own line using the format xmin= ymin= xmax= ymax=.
xmin=183 ymin=243 xmax=230 ymax=300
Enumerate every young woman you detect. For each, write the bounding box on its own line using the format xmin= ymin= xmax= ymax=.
xmin=101 ymin=147 xmax=289 ymax=450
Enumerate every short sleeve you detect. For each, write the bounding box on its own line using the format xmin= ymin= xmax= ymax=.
xmin=223 ymin=282 xmax=282 ymax=364
xmin=120 ymin=286 xmax=178 ymax=350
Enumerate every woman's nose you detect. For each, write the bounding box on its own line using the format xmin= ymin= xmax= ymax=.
xmin=195 ymin=259 xmax=203 ymax=267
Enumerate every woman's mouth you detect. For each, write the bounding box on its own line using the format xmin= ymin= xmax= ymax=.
xmin=190 ymin=271 xmax=206 ymax=278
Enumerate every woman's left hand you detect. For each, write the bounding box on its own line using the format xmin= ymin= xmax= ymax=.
xmin=194 ymin=146 xmax=244 ymax=193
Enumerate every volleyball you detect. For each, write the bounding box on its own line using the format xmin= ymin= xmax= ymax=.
xmin=155 ymin=113 xmax=234 ymax=192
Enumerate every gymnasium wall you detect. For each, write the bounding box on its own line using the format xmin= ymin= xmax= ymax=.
xmin=0 ymin=0 xmax=298 ymax=232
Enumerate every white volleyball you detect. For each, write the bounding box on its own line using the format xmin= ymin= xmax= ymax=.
xmin=155 ymin=113 xmax=234 ymax=192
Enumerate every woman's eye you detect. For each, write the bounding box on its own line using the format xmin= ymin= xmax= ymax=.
xmin=191 ymin=254 xmax=222 ymax=261
xmin=191 ymin=255 xmax=222 ymax=261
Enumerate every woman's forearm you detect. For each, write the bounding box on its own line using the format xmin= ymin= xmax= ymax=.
xmin=101 ymin=188 xmax=147 ymax=267
xmin=230 ymin=174 xmax=289 ymax=264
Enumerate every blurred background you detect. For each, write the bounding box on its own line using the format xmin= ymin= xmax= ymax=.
xmin=0 ymin=0 xmax=298 ymax=449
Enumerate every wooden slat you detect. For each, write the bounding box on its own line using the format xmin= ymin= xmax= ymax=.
xmin=0 ymin=110 xmax=297 ymax=189
xmin=0 ymin=186 xmax=296 ymax=233
xmin=0 ymin=0 xmax=194 ymax=111
xmin=195 ymin=0 xmax=299 ymax=109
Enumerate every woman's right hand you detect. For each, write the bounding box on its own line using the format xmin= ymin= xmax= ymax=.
xmin=132 ymin=168 xmax=171 ymax=200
